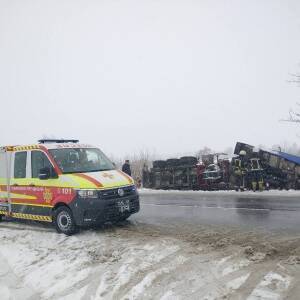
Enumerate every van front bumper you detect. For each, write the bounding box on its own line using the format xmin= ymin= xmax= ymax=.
xmin=69 ymin=189 xmax=140 ymax=226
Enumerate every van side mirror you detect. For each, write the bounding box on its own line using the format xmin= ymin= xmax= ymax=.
xmin=39 ymin=167 xmax=58 ymax=180
xmin=39 ymin=167 xmax=50 ymax=180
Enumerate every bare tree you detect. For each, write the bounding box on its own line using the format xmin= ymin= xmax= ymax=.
xmin=282 ymin=70 xmax=300 ymax=123
xmin=288 ymin=71 xmax=300 ymax=85
xmin=129 ymin=150 xmax=156 ymax=181
xmin=108 ymin=154 xmax=123 ymax=169
xmin=222 ymin=147 xmax=233 ymax=157
xmin=281 ymin=103 xmax=300 ymax=123
xmin=272 ymin=142 xmax=300 ymax=156
xmin=110 ymin=149 xmax=159 ymax=182
xmin=195 ymin=146 xmax=213 ymax=159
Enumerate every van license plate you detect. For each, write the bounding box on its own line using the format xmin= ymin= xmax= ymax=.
xmin=118 ymin=200 xmax=130 ymax=213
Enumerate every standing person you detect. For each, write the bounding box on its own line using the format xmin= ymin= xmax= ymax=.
xmin=142 ymin=164 xmax=149 ymax=188
xmin=122 ymin=160 xmax=132 ymax=176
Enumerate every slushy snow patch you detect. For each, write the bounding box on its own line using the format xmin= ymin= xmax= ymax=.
xmin=248 ymin=271 xmax=291 ymax=300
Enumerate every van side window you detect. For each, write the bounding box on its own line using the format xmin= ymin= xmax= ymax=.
xmin=0 ymin=153 xmax=7 ymax=178
xmin=14 ymin=152 xmax=27 ymax=178
xmin=31 ymin=151 xmax=52 ymax=178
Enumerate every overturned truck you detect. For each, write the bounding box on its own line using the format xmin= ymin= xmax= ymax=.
xmin=146 ymin=154 xmax=231 ymax=190
xmin=145 ymin=142 xmax=300 ymax=191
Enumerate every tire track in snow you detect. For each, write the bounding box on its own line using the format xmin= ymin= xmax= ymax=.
xmin=119 ymin=253 xmax=187 ymax=300
xmin=92 ymin=240 xmax=183 ymax=299
xmin=0 ymin=252 xmax=40 ymax=300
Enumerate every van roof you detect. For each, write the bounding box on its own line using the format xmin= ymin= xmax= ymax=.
xmin=3 ymin=143 xmax=94 ymax=152
xmin=38 ymin=139 xmax=79 ymax=144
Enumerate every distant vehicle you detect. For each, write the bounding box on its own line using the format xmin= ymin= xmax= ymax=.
xmin=0 ymin=139 xmax=140 ymax=235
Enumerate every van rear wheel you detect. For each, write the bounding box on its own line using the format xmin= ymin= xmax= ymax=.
xmin=53 ymin=206 xmax=78 ymax=235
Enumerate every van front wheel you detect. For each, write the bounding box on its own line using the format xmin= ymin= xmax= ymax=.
xmin=118 ymin=214 xmax=130 ymax=222
xmin=53 ymin=206 xmax=78 ymax=235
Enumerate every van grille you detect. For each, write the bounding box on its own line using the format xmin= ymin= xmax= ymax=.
xmin=99 ymin=186 xmax=137 ymax=200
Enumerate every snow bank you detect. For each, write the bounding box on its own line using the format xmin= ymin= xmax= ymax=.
xmin=0 ymin=222 xmax=295 ymax=299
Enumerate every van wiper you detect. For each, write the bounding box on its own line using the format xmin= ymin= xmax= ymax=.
xmin=62 ymin=168 xmax=115 ymax=174
xmin=88 ymin=168 xmax=114 ymax=172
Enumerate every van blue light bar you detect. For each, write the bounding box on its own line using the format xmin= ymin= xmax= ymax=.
xmin=38 ymin=139 xmax=79 ymax=144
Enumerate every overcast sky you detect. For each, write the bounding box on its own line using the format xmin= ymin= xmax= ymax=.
xmin=1 ymin=0 xmax=300 ymax=157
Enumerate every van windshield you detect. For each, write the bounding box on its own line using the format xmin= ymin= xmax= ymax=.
xmin=49 ymin=148 xmax=115 ymax=174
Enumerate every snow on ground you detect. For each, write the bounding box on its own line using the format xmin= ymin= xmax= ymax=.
xmin=248 ymin=272 xmax=292 ymax=300
xmin=0 ymin=221 xmax=299 ymax=300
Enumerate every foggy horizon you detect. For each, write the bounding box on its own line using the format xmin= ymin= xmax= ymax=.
xmin=1 ymin=0 xmax=300 ymax=157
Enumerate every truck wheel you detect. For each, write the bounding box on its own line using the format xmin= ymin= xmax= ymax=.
xmin=53 ymin=206 xmax=78 ymax=235
xmin=179 ymin=156 xmax=198 ymax=165
xmin=166 ymin=158 xmax=180 ymax=167
xmin=153 ymin=160 xmax=167 ymax=169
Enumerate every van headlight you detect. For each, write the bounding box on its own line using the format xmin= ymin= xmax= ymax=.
xmin=77 ymin=190 xmax=98 ymax=198
xmin=132 ymin=186 xmax=139 ymax=194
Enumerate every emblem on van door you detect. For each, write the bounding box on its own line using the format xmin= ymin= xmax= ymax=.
xmin=43 ymin=188 xmax=53 ymax=203
xmin=118 ymin=188 xmax=125 ymax=197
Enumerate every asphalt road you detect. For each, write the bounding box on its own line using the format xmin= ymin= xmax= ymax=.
xmin=132 ymin=190 xmax=300 ymax=233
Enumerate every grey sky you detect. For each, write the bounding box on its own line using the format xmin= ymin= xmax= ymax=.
xmin=1 ymin=0 xmax=300 ymax=157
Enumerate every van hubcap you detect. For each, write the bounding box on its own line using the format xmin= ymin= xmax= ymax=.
xmin=57 ymin=212 xmax=71 ymax=230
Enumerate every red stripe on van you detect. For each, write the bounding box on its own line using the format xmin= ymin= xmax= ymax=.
xmin=73 ymin=173 xmax=103 ymax=188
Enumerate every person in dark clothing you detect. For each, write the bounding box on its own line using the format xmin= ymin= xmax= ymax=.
xmin=122 ymin=160 xmax=132 ymax=176
xmin=142 ymin=164 xmax=149 ymax=188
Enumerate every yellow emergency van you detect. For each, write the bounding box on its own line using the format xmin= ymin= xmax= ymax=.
xmin=0 ymin=139 xmax=140 ymax=235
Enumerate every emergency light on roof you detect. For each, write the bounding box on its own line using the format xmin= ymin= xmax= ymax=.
xmin=38 ymin=139 xmax=79 ymax=144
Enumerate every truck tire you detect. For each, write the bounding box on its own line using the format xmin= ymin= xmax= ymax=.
xmin=179 ymin=156 xmax=198 ymax=165
xmin=153 ymin=160 xmax=167 ymax=169
xmin=53 ymin=206 xmax=78 ymax=235
xmin=166 ymin=159 xmax=180 ymax=167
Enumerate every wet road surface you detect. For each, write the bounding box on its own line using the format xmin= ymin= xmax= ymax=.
xmin=132 ymin=190 xmax=300 ymax=233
